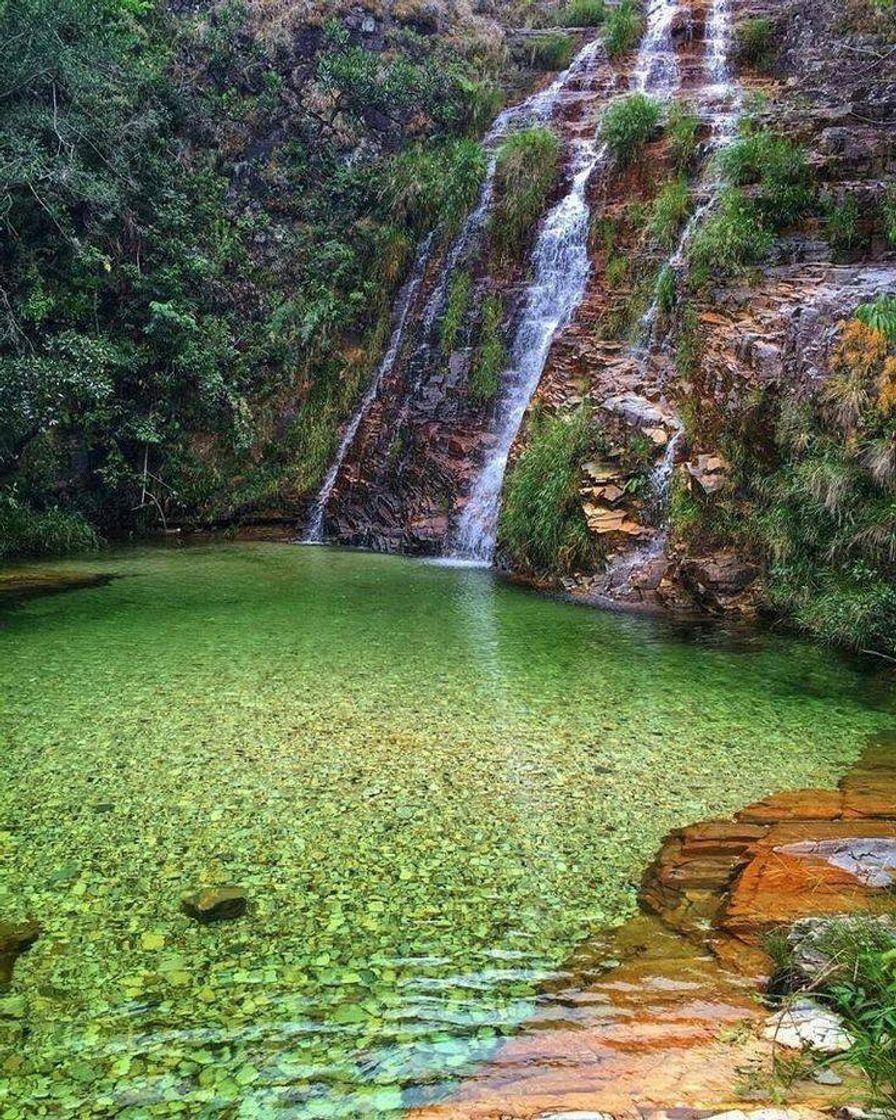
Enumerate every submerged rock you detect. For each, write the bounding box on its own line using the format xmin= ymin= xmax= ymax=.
xmin=181 ymin=887 xmax=248 ymax=924
xmin=0 ymin=921 xmax=41 ymax=989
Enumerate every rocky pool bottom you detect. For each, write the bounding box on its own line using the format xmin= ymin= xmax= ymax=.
xmin=0 ymin=543 xmax=894 ymax=1118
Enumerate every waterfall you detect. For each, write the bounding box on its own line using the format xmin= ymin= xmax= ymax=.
xmin=450 ymin=0 xmax=684 ymax=564
xmin=305 ymin=40 xmax=605 ymax=541
xmin=302 ymin=234 xmax=434 ymax=543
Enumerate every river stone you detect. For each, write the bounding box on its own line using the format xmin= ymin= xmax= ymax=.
xmin=0 ymin=921 xmax=41 ymax=990
xmin=763 ymin=997 xmax=853 ymax=1053
xmin=181 ymin=887 xmax=248 ymax=924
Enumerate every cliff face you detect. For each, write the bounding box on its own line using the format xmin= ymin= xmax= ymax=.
xmin=308 ymin=0 xmax=896 ymax=648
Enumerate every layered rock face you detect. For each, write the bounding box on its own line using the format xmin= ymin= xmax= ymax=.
xmin=528 ymin=0 xmax=896 ymax=610
xmin=404 ymin=739 xmax=896 ymax=1120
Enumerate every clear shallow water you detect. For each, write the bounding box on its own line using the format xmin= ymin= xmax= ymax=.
xmin=1 ymin=543 xmax=893 ymax=1118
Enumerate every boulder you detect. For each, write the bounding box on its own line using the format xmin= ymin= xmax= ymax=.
xmin=685 ymin=453 xmax=729 ymax=496
xmin=762 ymin=997 xmax=853 ymax=1054
xmin=181 ymin=887 xmax=248 ymax=924
xmin=0 ymin=921 xmax=41 ymax=990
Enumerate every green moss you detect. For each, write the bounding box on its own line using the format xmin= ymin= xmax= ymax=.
xmin=733 ymin=17 xmax=775 ymax=69
xmin=667 ymin=99 xmax=700 ymax=173
xmin=560 ymin=0 xmax=607 ymax=26
xmin=498 ymin=404 xmax=602 ymax=575
xmin=600 ymin=93 xmax=661 ymax=166
xmin=490 ymin=127 xmax=563 ymax=263
xmin=647 ymin=178 xmax=692 ymax=250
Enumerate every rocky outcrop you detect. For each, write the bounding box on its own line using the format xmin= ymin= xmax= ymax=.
xmin=405 ymin=739 xmax=896 ymax=1120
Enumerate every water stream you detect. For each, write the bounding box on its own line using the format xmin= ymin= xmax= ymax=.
xmin=451 ymin=0 xmax=685 ymax=563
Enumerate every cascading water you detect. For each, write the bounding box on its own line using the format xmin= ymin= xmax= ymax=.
xmin=601 ymin=0 xmax=738 ymax=595
xmin=303 ymin=234 xmax=434 ymax=543
xmin=451 ymin=0 xmax=684 ymax=564
xmin=306 ymin=40 xmax=604 ymax=541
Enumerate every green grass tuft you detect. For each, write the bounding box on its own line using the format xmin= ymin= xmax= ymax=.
xmin=498 ymin=405 xmax=603 ymax=576
xmin=0 ymin=495 xmax=100 ymax=560
xmin=601 ymin=92 xmax=661 ymax=166
xmin=527 ymin=31 xmax=575 ymax=70
xmin=560 ymin=0 xmax=607 ymax=26
xmin=603 ymin=0 xmax=644 ymax=58
xmin=647 ymin=178 xmax=692 ymax=249
xmin=469 ymin=293 xmax=506 ymax=402
xmin=490 ymin=127 xmax=563 ymax=263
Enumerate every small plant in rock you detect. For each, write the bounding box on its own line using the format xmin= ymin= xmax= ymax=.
xmin=882 ymin=190 xmax=896 ymax=246
xmin=667 ymin=99 xmax=700 ymax=172
xmin=490 ymin=127 xmax=563 ymax=263
xmin=718 ymin=128 xmax=814 ymax=228
xmin=441 ymin=269 xmax=472 ymax=353
xmin=688 ymin=187 xmax=773 ymax=283
xmin=560 ymin=0 xmax=606 ymax=27
xmin=825 ymin=193 xmax=865 ymax=255
xmin=655 ymin=263 xmax=677 ymax=314
xmin=733 ymin=17 xmax=775 ymax=69
xmin=469 ymin=293 xmax=506 ymax=401
xmin=647 ymin=178 xmax=692 ymax=249
xmin=856 ymin=294 xmax=896 ymax=342
xmin=603 ymin=0 xmax=644 ymax=58
xmin=601 ymin=92 xmax=661 ymax=166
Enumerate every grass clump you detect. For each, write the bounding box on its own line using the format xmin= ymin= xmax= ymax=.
xmin=469 ymin=293 xmax=506 ymax=401
xmin=882 ymin=190 xmax=896 ymax=245
xmin=647 ymin=178 xmax=692 ymax=249
xmin=527 ymin=31 xmax=574 ymax=70
xmin=601 ymin=93 xmax=661 ymax=166
xmin=667 ymin=99 xmax=700 ymax=173
xmin=718 ymin=128 xmax=814 ymax=227
xmin=825 ymin=193 xmax=863 ymax=255
xmin=0 ymin=494 xmax=100 ymax=560
xmin=490 ymin=127 xmax=563 ymax=263
xmin=560 ymin=0 xmax=606 ymax=26
xmin=498 ymin=404 xmax=602 ymax=576
xmin=441 ymin=269 xmax=472 ymax=354
xmin=688 ymin=187 xmax=773 ymax=282
xmin=604 ymin=0 xmax=644 ymax=58
xmin=733 ymin=17 xmax=775 ymax=69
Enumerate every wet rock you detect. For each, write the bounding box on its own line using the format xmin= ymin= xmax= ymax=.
xmin=0 ymin=921 xmax=41 ymax=989
xmin=812 ymin=1067 xmax=843 ymax=1086
xmin=181 ymin=887 xmax=248 ymax=924
xmin=677 ymin=552 xmax=760 ymax=611
xmin=685 ymin=453 xmax=729 ymax=496
xmin=763 ymin=997 xmax=853 ymax=1053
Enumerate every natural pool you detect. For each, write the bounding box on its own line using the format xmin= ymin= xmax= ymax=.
xmin=1 ymin=542 xmax=893 ymax=1118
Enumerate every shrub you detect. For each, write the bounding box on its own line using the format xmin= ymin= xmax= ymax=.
xmin=560 ymin=0 xmax=606 ymax=26
xmin=825 ymin=193 xmax=864 ymax=255
xmin=601 ymin=93 xmax=661 ymax=165
xmin=856 ymin=294 xmax=896 ymax=342
xmin=688 ymin=187 xmax=773 ymax=281
xmin=498 ymin=405 xmax=603 ymax=576
xmin=490 ymin=127 xmax=563 ymax=262
xmin=604 ymin=0 xmax=644 ymax=58
xmin=882 ymin=190 xmax=896 ymax=245
xmin=441 ymin=269 xmax=472 ymax=353
xmin=655 ymin=263 xmax=677 ymax=314
xmin=527 ymin=31 xmax=574 ymax=70
xmin=0 ymin=494 xmax=99 ymax=560
xmin=469 ymin=293 xmax=506 ymax=401
xmin=718 ymin=129 xmax=814 ymax=228
xmin=667 ymin=99 xmax=700 ymax=173
xmin=647 ymin=178 xmax=692 ymax=249
xmin=733 ymin=17 xmax=775 ymax=69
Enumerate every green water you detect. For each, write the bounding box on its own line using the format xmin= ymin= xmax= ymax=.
xmin=0 ymin=543 xmax=893 ymax=1118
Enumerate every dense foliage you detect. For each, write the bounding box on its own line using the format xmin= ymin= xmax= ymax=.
xmin=498 ymin=405 xmax=601 ymax=575
xmin=489 ymin=127 xmax=563 ymax=263
xmin=601 ymin=93 xmax=662 ymax=166
xmin=0 ymin=0 xmax=497 ymax=552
